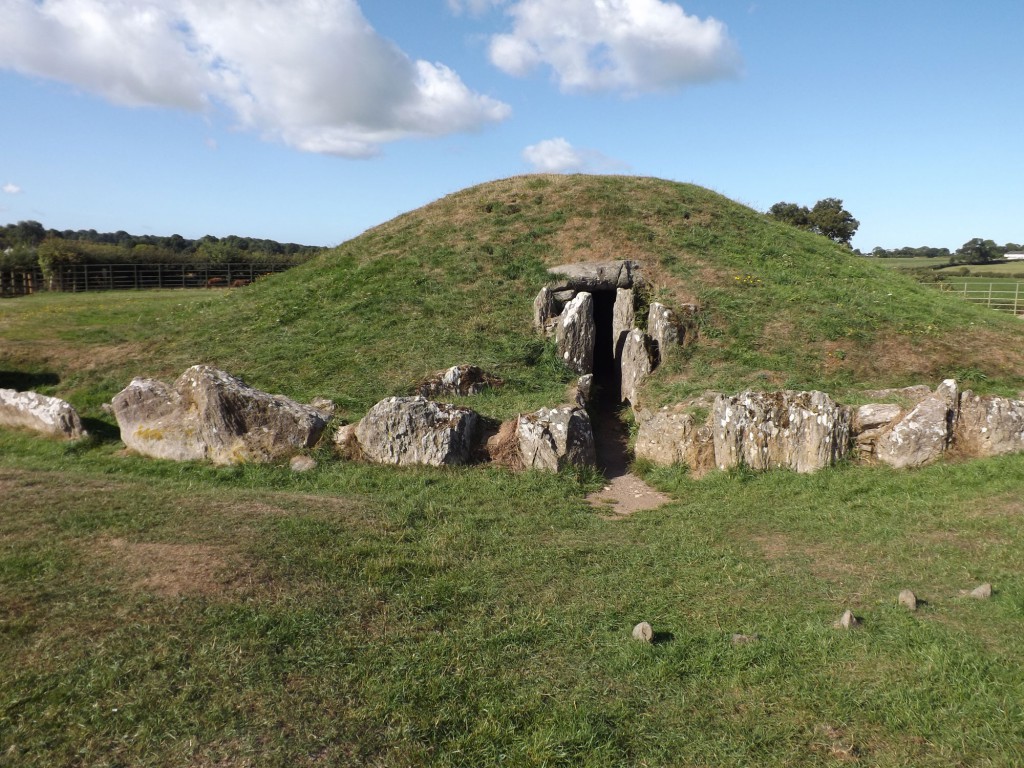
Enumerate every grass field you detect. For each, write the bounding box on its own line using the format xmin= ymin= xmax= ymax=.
xmin=865 ymin=256 xmax=948 ymax=270
xmin=867 ymin=256 xmax=1024 ymax=279
xmin=3 ymin=418 xmax=1024 ymax=767
xmin=938 ymin=262 xmax=1024 ymax=277
xmin=3 ymin=176 xmax=1024 ymax=765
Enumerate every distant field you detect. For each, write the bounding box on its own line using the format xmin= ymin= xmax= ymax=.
xmin=938 ymin=261 xmax=1024 ymax=277
xmin=866 ymin=257 xmax=1024 ymax=277
xmin=867 ymin=256 xmax=948 ymax=269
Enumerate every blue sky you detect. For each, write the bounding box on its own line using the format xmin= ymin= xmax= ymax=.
xmin=1 ymin=0 xmax=1021 ymax=252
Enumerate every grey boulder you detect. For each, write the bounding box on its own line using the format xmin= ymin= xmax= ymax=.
xmin=354 ymin=396 xmax=480 ymax=467
xmin=517 ymin=405 xmax=596 ymax=471
xmin=874 ymin=379 xmax=958 ymax=469
xmin=417 ymin=364 xmax=502 ymax=398
xmin=547 ymin=260 xmax=636 ymax=291
xmin=112 ymin=365 xmax=327 ymax=464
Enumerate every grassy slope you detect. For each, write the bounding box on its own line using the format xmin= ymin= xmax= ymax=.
xmin=179 ymin=174 xmax=1024 ymax=413
xmin=8 ymin=174 xmax=1022 ymax=424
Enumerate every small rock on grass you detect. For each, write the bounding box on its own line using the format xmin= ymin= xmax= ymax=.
xmin=290 ymin=455 xmax=317 ymax=473
xmin=834 ymin=610 xmax=860 ymax=630
xmin=969 ymin=583 xmax=993 ymax=600
xmin=898 ymin=589 xmax=918 ymax=611
xmin=632 ymin=622 xmax=653 ymax=643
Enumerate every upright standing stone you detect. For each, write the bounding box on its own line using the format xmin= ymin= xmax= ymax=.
xmin=898 ymin=589 xmax=918 ymax=611
xmin=612 ymin=288 xmax=635 ymax=361
xmin=517 ymin=405 xmax=596 ymax=471
xmin=647 ymin=302 xmax=682 ymax=363
xmin=851 ymin=403 xmax=904 ymax=457
xmin=712 ymin=390 xmax=851 ymax=473
xmin=620 ymin=330 xmax=653 ymax=405
xmin=533 ymin=286 xmax=558 ymax=335
xmin=954 ymin=392 xmax=1024 ymax=457
xmin=556 ymin=292 xmax=596 ymax=375
xmin=634 ymin=404 xmax=716 ymax=476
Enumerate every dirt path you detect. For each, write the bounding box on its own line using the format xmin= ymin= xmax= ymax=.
xmin=586 ymin=405 xmax=671 ymax=516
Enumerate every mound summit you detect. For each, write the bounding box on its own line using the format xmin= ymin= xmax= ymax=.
xmin=170 ymin=174 xmax=1022 ymax=425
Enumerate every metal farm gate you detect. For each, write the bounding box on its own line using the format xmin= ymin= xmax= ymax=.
xmin=939 ymin=281 xmax=1024 ymax=316
xmin=1 ymin=263 xmax=294 ymax=297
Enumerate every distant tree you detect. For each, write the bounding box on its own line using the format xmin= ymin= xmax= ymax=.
xmin=768 ymin=199 xmax=859 ymax=246
xmin=767 ymin=202 xmax=811 ymax=229
xmin=36 ymin=237 xmax=81 ymax=290
xmin=807 ymin=198 xmax=859 ymax=246
xmin=954 ymin=238 xmax=1003 ymax=264
xmin=13 ymin=220 xmax=46 ymax=247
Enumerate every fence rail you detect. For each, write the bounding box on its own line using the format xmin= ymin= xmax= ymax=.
xmin=1 ymin=263 xmax=295 ymax=297
xmin=939 ymin=281 xmax=1023 ymax=316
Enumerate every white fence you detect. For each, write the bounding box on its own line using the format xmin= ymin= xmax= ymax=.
xmin=939 ymin=281 xmax=1023 ymax=316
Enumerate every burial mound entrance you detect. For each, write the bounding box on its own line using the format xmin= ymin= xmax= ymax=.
xmin=534 ymin=260 xmax=645 ymax=478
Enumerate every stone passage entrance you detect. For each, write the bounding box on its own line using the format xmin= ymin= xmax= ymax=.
xmin=533 ymin=260 xmax=642 ymax=406
xmin=533 ymin=261 xmax=641 ymax=480
xmin=532 ymin=259 xmax=696 ymax=486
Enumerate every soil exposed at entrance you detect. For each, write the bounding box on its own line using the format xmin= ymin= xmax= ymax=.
xmin=586 ymin=381 xmax=670 ymax=517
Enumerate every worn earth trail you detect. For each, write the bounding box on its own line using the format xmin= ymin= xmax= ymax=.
xmin=586 ymin=406 xmax=670 ymax=517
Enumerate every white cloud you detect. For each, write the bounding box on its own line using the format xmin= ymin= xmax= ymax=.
xmin=489 ymin=0 xmax=741 ymax=93
xmin=0 ymin=0 xmax=510 ymax=157
xmin=522 ymin=137 xmax=623 ymax=173
xmin=2 ymin=183 xmax=22 ymax=194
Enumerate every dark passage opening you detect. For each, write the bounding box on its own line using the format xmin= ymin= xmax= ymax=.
xmin=589 ymin=290 xmax=630 ymax=479
xmin=591 ymin=289 xmax=619 ymax=403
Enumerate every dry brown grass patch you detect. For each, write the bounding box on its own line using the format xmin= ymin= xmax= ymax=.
xmin=752 ymin=532 xmax=875 ymax=589
xmin=485 ymin=418 xmax=523 ymax=470
xmin=92 ymin=537 xmax=249 ymax=599
xmin=963 ymin=491 xmax=1024 ymax=520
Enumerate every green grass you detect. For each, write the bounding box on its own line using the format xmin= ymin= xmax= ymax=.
xmin=939 ymin=262 xmax=1024 ymax=277
xmin=865 ymin=255 xmax=948 ymax=269
xmin=868 ymin=257 xmax=1024 ymax=278
xmin=3 ymin=175 xmax=1024 ymax=765
xmin=2 ymin=429 xmax=1023 ymax=766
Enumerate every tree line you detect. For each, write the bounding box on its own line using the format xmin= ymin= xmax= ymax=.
xmin=865 ymin=239 xmax=1022 ymax=265
xmin=766 ymin=200 xmax=1020 ymax=266
xmin=0 ymin=220 xmax=324 ymax=270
